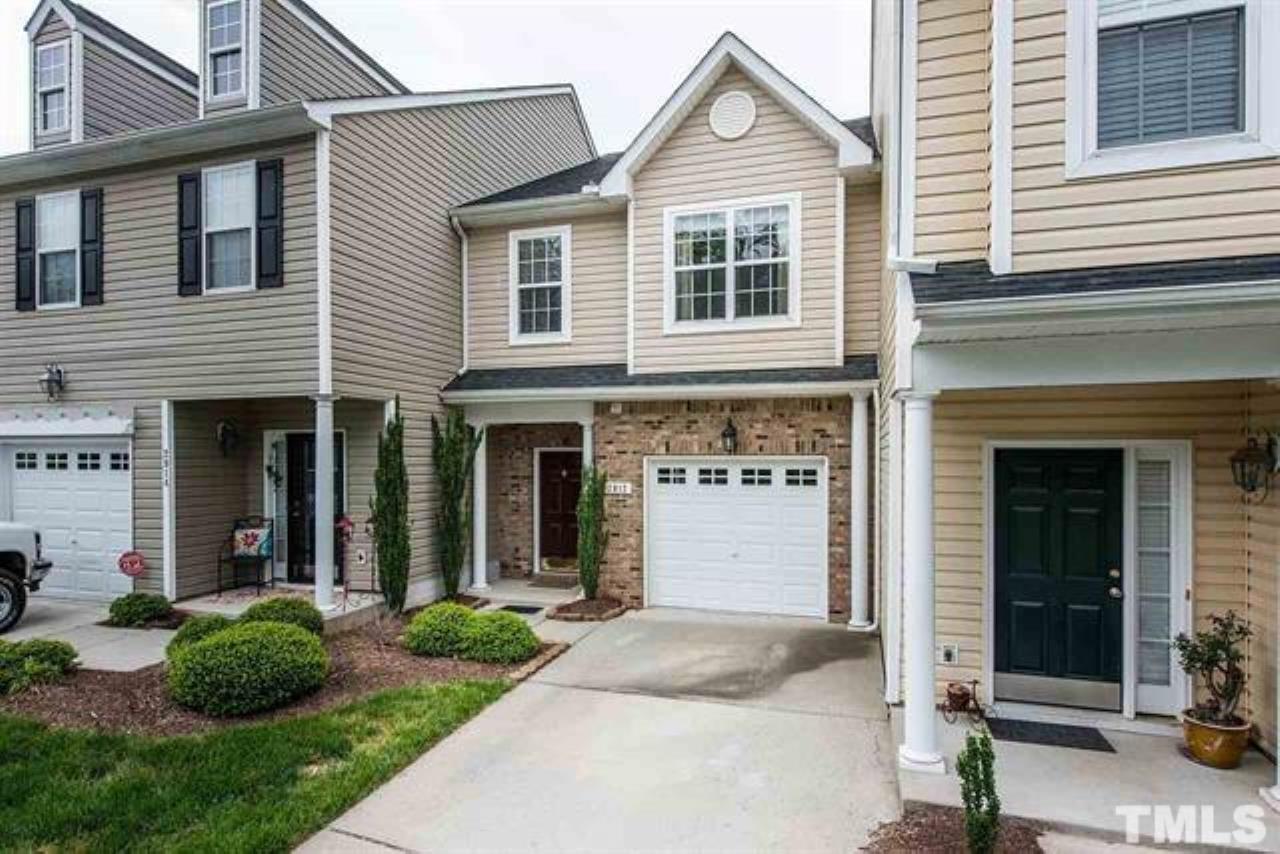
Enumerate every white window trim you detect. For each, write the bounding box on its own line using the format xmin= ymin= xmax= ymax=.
xmin=201 ymin=161 xmax=256 ymax=295
xmin=662 ymin=192 xmax=802 ymax=336
xmin=205 ymin=0 xmax=247 ymax=104
xmin=35 ymin=189 xmax=81 ymax=311
xmin=508 ymin=224 xmax=572 ymax=346
xmin=1066 ymin=0 xmax=1279 ymax=179
xmin=34 ymin=38 xmax=70 ymax=136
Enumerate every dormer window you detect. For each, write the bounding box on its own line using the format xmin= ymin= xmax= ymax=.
xmin=207 ymin=0 xmax=245 ymax=100
xmin=35 ymin=40 xmax=69 ymax=135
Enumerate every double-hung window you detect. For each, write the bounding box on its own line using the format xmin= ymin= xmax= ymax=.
xmin=203 ymin=162 xmax=255 ymax=292
xmin=35 ymin=40 xmax=69 ymax=136
xmin=36 ymin=191 xmax=79 ymax=308
xmin=207 ymin=0 xmax=244 ymax=100
xmin=508 ymin=225 xmax=571 ymax=344
xmin=665 ymin=193 xmax=800 ymax=332
xmin=1067 ymin=0 xmax=1279 ymax=177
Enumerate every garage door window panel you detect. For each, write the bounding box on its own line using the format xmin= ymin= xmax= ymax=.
xmin=15 ymin=452 xmax=38 ymax=471
xmin=45 ymin=452 xmax=68 ymax=471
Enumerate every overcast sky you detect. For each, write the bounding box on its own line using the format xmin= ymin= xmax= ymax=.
xmin=0 ymin=0 xmax=870 ymax=157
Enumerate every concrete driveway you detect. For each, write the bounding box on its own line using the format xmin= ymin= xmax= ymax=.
xmin=6 ymin=597 xmax=172 ymax=671
xmin=302 ymin=608 xmax=899 ymax=853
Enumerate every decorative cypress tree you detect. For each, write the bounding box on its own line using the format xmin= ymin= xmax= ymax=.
xmin=431 ymin=408 xmax=483 ymax=598
xmin=957 ymin=728 xmax=1001 ymax=854
xmin=576 ymin=466 xmax=609 ymax=600
xmin=371 ymin=396 xmax=410 ymax=613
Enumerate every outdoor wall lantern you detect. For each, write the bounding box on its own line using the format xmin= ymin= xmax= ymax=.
xmin=1230 ymin=434 xmax=1277 ymax=503
xmin=720 ymin=419 xmax=739 ymax=455
xmin=216 ymin=419 xmax=241 ymax=457
xmin=37 ymin=364 xmax=65 ymax=401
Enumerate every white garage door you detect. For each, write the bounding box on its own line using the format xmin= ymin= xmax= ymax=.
xmin=7 ymin=444 xmax=133 ymax=601
xmin=647 ymin=458 xmax=828 ymax=618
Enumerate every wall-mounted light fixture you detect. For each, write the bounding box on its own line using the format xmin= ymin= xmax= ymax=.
xmin=720 ymin=419 xmax=739 ymax=455
xmin=37 ymin=364 xmax=65 ymax=401
xmin=216 ymin=419 xmax=241 ymax=457
xmin=1230 ymin=434 xmax=1277 ymax=503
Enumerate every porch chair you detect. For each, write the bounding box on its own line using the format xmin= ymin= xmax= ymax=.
xmin=216 ymin=516 xmax=276 ymax=594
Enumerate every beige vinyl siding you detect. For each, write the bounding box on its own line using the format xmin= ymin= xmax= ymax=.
xmin=467 ymin=214 xmax=627 ymax=369
xmin=31 ymin=12 xmax=71 ymax=148
xmin=914 ymin=0 xmax=990 ymax=262
xmin=632 ymin=66 xmax=841 ymax=374
xmin=259 ymin=0 xmax=391 ymax=105
xmin=1245 ymin=381 xmax=1278 ymax=752
xmin=928 ymin=383 xmax=1247 ymax=702
xmin=82 ymin=37 xmax=196 ymax=139
xmin=0 ymin=138 xmax=318 ymax=595
xmin=1011 ymin=2 xmax=1280 ymax=272
xmin=844 ymin=180 xmax=882 ymax=355
xmin=329 ymin=94 xmax=593 ymax=583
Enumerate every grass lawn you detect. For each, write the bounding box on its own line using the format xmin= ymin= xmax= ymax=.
xmin=0 ymin=679 xmax=509 ymax=853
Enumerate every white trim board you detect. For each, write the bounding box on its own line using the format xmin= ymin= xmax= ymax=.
xmin=316 ymin=128 xmax=333 ymax=396
xmin=304 ymin=85 xmax=580 ymax=125
xmin=532 ymin=446 xmax=583 ymax=576
xmin=161 ymin=400 xmax=176 ymax=600
xmin=980 ymin=440 xmax=1194 ymax=719
xmin=989 ymin=0 xmax=1013 ymax=275
xmin=444 ymin=379 xmax=877 ymax=406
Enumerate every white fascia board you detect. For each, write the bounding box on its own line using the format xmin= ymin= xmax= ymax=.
xmin=24 ymin=0 xmax=72 ymax=35
xmin=451 ymin=192 xmax=623 ymax=228
xmin=443 ymin=379 xmax=878 ymax=405
xmin=275 ymin=0 xmax=404 ymax=95
xmin=597 ymin=32 xmax=875 ymax=198
xmin=305 ymin=85 xmax=579 ymax=124
xmin=0 ymin=407 xmax=134 ymax=437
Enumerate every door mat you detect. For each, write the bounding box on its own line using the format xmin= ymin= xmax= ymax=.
xmin=529 ymin=574 xmax=579 ymax=589
xmin=499 ymin=604 xmax=545 ymax=616
xmin=986 ymin=718 xmax=1116 ymax=753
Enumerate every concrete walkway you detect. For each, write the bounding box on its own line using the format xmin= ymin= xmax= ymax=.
xmin=6 ymin=597 xmax=172 ymax=671
xmin=301 ymin=609 xmax=898 ymax=853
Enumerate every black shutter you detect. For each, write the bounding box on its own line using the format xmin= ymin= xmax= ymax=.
xmin=177 ymin=172 xmax=202 ymax=296
xmin=80 ymin=188 xmax=104 ymax=306
xmin=256 ymin=159 xmax=283 ymax=289
xmin=15 ymin=198 xmax=35 ymax=312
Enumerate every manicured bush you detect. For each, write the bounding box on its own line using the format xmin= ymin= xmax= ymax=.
xmin=168 ymin=622 xmax=328 ymax=716
xmin=166 ymin=614 xmax=236 ymax=661
xmin=403 ymin=603 xmax=476 ymax=657
xmin=431 ymin=409 xmax=483 ymax=598
xmin=0 ymin=638 xmax=77 ymax=695
xmin=240 ymin=597 xmax=325 ymax=636
xmin=373 ymin=396 xmax=411 ymax=613
xmin=958 ymin=728 xmax=1001 ymax=854
xmin=108 ymin=592 xmax=173 ymax=627
xmin=577 ymin=466 xmax=610 ymax=599
xmin=460 ymin=611 xmax=540 ymax=664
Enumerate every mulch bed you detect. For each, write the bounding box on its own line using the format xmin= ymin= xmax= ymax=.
xmin=548 ymin=597 xmax=626 ymax=622
xmin=96 ymin=609 xmax=193 ymax=631
xmin=864 ymin=804 xmax=1044 ymax=853
xmin=1 ymin=611 xmax=559 ymax=738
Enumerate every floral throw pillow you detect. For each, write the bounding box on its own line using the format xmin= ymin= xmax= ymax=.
xmin=233 ymin=526 xmax=274 ymax=559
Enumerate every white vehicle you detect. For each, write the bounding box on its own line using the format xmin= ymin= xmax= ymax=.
xmin=0 ymin=522 xmax=52 ymax=633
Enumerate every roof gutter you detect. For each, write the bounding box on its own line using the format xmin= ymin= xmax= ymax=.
xmin=443 ymin=379 xmax=878 ymax=405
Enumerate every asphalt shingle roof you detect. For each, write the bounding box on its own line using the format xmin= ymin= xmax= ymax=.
xmin=842 ymin=117 xmax=879 ymax=156
xmin=911 ymin=255 xmax=1280 ymax=305
xmin=444 ymin=356 xmax=878 ymax=394
xmin=462 ymin=153 xmax=623 ymax=207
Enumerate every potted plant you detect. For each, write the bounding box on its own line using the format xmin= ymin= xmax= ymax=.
xmin=1173 ymin=610 xmax=1253 ymax=769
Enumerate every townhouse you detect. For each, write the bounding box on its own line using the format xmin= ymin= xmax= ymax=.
xmin=0 ymin=0 xmax=592 ymax=607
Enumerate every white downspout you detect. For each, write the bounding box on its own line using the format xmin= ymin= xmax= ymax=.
xmin=450 ymin=216 xmax=470 ymax=374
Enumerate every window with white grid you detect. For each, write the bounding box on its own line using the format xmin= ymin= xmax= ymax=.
xmin=35 ymin=40 xmax=69 ymax=135
xmin=203 ymin=162 xmax=255 ymax=291
xmin=36 ymin=190 xmax=80 ymax=308
xmin=15 ymin=452 xmax=38 ymax=471
xmin=207 ymin=0 xmax=245 ymax=99
xmin=509 ymin=225 xmax=571 ymax=343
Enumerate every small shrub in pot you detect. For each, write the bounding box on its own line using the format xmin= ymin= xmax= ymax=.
xmin=240 ymin=597 xmax=325 ymax=635
xmin=108 ymin=592 xmax=173 ymax=627
xmin=1174 ymin=610 xmax=1253 ymax=768
xmin=460 ymin=611 xmax=540 ymax=664
xmin=403 ymin=603 xmax=476 ymax=657
xmin=168 ymin=622 xmax=328 ymax=716
xmin=166 ymin=614 xmax=236 ymax=661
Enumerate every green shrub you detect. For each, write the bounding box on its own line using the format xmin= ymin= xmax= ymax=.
xmin=168 ymin=622 xmax=328 ymax=717
xmin=460 ymin=611 xmax=540 ymax=664
xmin=166 ymin=614 xmax=236 ymax=661
xmin=108 ymin=592 xmax=173 ymax=627
xmin=431 ymin=409 xmax=483 ymax=598
xmin=403 ymin=603 xmax=476 ymax=657
xmin=0 ymin=638 xmax=77 ymax=695
xmin=373 ymin=396 xmax=411 ymax=613
xmin=240 ymin=597 xmax=324 ymax=636
xmin=958 ymin=728 xmax=1001 ymax=854
xmin=577 ymin=466 xmax=609 ymax=599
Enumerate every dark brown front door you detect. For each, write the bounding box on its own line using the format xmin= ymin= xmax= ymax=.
xmin=539 ymin=451 xmax=582 ymax=562
xmin=286 ymin=432 xmax=346 ymax=584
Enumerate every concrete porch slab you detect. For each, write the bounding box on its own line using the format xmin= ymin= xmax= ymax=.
xmin=180 ymin=586 xmax=384 ymax=634
xmin=894 ymin=709 xmax=1280 ymax=850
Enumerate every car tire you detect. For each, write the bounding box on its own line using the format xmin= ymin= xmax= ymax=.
xmin=0 ymin=572 xmax=27 ymax=634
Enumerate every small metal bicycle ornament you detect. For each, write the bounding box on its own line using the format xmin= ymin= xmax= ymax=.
xmin=941 ymin=679 xmax=986 ymax=725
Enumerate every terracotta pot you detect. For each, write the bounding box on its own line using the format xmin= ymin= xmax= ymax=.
xmin=1181 ymin=711 xmax=1251 ymax=769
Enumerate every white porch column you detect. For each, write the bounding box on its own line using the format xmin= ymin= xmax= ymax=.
xmin=313 ymin=395 xmax=336 ymax=611
xmin=471 ymin=421 xmax=489 ymax=591
xmin=580 ymin=416 xmax=594 ymax=469
xmin=899 ymin=391 xmax=945 ymax=774
xmin=849 ymin=390 xmax=871 ymax=628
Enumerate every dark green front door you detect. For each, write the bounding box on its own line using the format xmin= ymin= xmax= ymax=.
xmin=994 ymin=449 xmax=1124 ymax=710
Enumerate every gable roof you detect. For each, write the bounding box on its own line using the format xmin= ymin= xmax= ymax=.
xmin=461 ymin=152 xmax=622 ymax=208
xmin=597 ymin=32 xmax=875 ymax=197
xmin=27 ymin=0 xmax=197 ymax=92
xmin=275 ymin=0 xmax=410 ymax=95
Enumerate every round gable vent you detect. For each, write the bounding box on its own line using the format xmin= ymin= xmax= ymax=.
xmin=709 ymin=91 xmax=756 ymax=140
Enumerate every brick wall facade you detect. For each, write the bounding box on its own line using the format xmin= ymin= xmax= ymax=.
xmin=485 ymin=422 xmax=584 ymax=577
xmin=592 ymin=397 xmax=862 ymax=623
